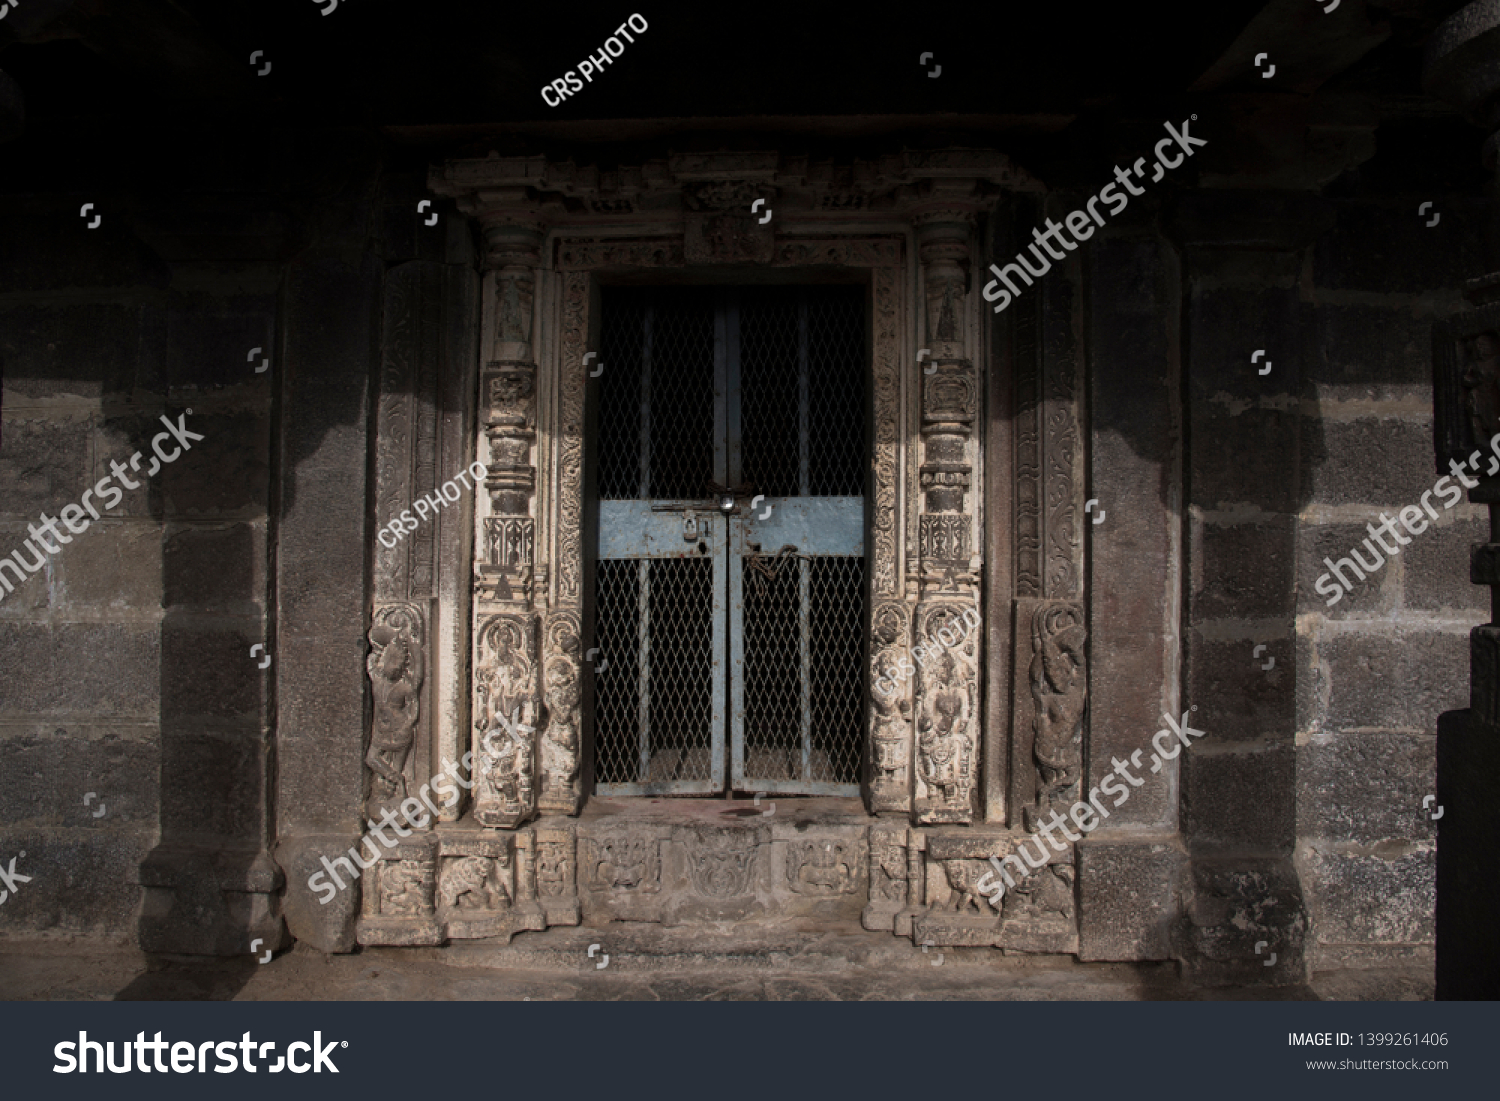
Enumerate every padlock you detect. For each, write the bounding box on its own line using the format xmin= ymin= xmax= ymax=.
xmin=683 ymin=511 xmax=698 ymax=542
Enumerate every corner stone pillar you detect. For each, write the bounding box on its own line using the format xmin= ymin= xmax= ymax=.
xmin=1424 ymin=0 xmax=1500 ymax=998
xmin=911 ymin=202 xmax=984 ymax=825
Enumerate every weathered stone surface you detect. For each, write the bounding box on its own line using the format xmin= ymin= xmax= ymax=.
xmin=1406 ymin=516 xmax=1488 ymax=613
xmin=1192 ymin=516 xmax=1296 ymax=619
xmin=0 ymin=414 xmax=94 ymax=521
xmin=139 ymin=845 xmax=287 ymax=956
xmin=0 ymin=830 xmax=156 ymax=936
xmin=1183 ymin=744 xmax=1295 ymax=853
xmin=1312 ymin=200 xmax=1488 ymax=294
xmin=0 ymin=622 xmax=160 ymax=720
xmin=1305 ymin=302 xmax=1439 ymax=389
xmin=1077 ymin=838 xmax=1184 ymax=961
xmin=0 ymin=521 xmax=54 ymax=617
xmin=1435 ymin=707 xmax=1500 ymax=998
xmin=158 ymin=730 xmax=267 ymax=841
xmin=1298 ymin=522 xmax=1398 ymax=617
xmin=160 ymin=619 xmax=266 ymax=723
xmin=274 ymin=630 xmax=369 ymax=835
xmin=0 ymin=725 xmax=158 ymax=827
xmin=1191 ymin=408 xmax=1302 ymax=513
xmin=57 ymin=521 xmax=163 ymax=610
xmin=273 ymin=834 xmax=363 ymax=954
xmin=1185 ymin=635 xmax=1294 ymax=744
xmin=1298 ymin=731 xmax=1436 ymax=845
xmin=1087 ymin=235 xmax=1177 ymax=830
xmin=1303 ymin=416 xmax=1438 ymax=508
xmin=157 ymin=407 xmax=270 ymax=518
xmin=1301 ymin=845 xmax=1434 ymax=946
xmin=163 ymin=522 xmax=265 ymax=612
xmin=1187 ymin=285 xmax=1301 ymax=400
xmin=1181 ymin=858 xmax=1307 ymax=984
xmin=1323 ymin=630 xmax=1470 ymax=731
xmin=92 ymin=410 xmax=167 ymax=519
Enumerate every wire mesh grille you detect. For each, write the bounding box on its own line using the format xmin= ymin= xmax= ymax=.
xmin=742 ymin=555 xmax=866 ymax=785
xmin=741 ymin=286 xmax=865 ymax=498
xmin=594 ymin=557 xmax=715 ymax=786
xmin=597 ymin=287 xmax=717 ymax=500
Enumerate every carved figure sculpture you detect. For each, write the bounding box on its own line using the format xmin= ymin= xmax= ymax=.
xmin=366 ymin=612 xmax=424 ymax=819
xmin=871 ymin=683 xmax=912 ymax=787
xmin=876 ymin=840 xmax=908 ymax=902
xmin=380 ymin=861 xmax=430 ymax=917
xmin=917 ymin=650 xmax=972 ymax=808
xmin=537 ymin=842 xmax=570 ymax=898
xmin=474 ymin=618 xmax=537 ymax=825
xmin=1026 ymin=603 xmax=1088 ymax=833
xmin=543 ymin=658 xmax=582 ymax=797
xmin=942 ymin=859 xmax=994 ymax=915
xmin=440 ymin=856 xmax=506 ymax=912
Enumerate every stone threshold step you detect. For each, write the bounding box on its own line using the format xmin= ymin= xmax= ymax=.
xmin=427 ymin=925 xmax=1122 ymax=976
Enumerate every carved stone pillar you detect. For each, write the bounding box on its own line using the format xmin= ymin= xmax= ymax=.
xmin=912 ymin=205 xmax=983 ymax=825
xmin=467 ymin=204 xmax=585 ymax=821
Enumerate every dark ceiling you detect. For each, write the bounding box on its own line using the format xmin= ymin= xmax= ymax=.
xmin=0 ymin=0 xmax=1349 ymax=128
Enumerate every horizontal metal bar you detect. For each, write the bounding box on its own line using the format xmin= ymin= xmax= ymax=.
xmin=735 ymin=496 xmax=864 ymax=557
xmin=600 ymin=500 xmax=719 ymax=558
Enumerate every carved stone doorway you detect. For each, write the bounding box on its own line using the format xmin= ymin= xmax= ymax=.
xmin=589 ymin=284 xmax=869 ymax=798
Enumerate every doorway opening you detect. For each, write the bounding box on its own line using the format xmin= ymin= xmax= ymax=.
xmin=591 ymin=284 xmax=869 ymax=797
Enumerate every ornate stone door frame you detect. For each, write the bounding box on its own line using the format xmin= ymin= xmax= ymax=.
xmin=430 ymin=149 xmax=1041 ymax=828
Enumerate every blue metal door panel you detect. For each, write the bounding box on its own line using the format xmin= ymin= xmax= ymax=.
xmin=594 ymin=286 xmax=866 ymax=799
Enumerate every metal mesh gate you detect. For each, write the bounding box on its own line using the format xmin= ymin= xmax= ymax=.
xmin=594 ymin=286 xmax=867 ymax=796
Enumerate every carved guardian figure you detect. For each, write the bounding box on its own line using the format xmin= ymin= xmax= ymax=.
xmin=365 ymin=612 xmax=424 ymax=820
xmin=1026 ymin=603 xmax=1088 ymax=833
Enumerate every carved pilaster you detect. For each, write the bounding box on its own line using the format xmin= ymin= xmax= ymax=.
xmin=913 ymin=601 xmax=981 ymax=825
xmin=869 ymin=602 xmax=913 ymax=812
xmin=540 ymin=611 xmax=583 ymax=815
xmin=472 ymin=613 xmax=540 ymax=828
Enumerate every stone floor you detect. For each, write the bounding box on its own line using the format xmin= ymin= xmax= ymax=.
xmin=0 ymin=927 xmax=1433 ymax=1001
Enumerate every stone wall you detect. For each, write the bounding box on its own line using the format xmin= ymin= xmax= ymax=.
xmin=0 ymin=116 xmax=1480 ymax=981
xmin=1293 ymin=154 xmax=1489 ymax=973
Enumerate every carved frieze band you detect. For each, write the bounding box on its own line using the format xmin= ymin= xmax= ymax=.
xmin=872 ymin=266 xmax=901 ymax=597
xmin=554 ymin=236 xmax=903 ymax=271
xmin=557 ymin=271 xmax=589 ymax=605
xmin=1014 ymin=268 xmax=1083 ymax=601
